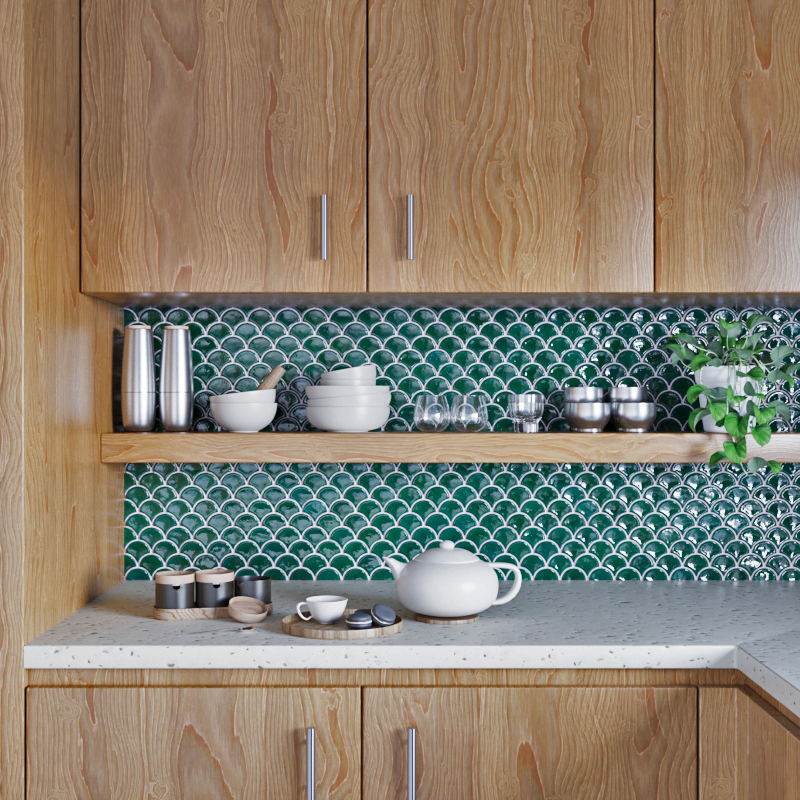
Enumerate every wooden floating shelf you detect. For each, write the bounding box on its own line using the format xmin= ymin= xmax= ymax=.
xmin=100 ymin=432 xmax=800 ymax=465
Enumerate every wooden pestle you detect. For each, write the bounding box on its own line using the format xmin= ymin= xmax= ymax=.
xmin=257 ymin=365 xmax=286 ymax=391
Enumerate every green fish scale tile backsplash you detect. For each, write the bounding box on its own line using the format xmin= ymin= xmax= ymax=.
xmin=123 ymin=305 xmax=800 ymax=581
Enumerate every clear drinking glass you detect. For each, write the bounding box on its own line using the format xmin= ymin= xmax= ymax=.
xmin=507 ymin=392 xmax=545 ymax=433
xmin=450 ymin=394 xmax=488 ymax=432
xmin=414 ymin=394 xmax=450 ymax=432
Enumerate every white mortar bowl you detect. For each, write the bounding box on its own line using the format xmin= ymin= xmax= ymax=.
xmin=210 ymin=400 xmax=277 ymax=432
xmin=306 ymin=385 xmax=391 ymax=400
xmin=211 ymin=389 xmax=276 ymax=404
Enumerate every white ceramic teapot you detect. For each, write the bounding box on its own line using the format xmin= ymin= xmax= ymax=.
xmin=385 ymin=541 xmax=523 ymax=618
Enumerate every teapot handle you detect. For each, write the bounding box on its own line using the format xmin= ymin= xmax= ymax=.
xmin=490 ymin=563 xmax=523 ymax=606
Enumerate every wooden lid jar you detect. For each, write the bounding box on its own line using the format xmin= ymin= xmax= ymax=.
xmin=195 ymin=567 xmax=235 ymax=607
xmin=154 ymin=569 xmax=195 ymax=610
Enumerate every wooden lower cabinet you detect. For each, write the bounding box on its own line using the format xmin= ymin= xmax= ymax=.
xmin=701 ymin=687 xmax=800 ymax=799
xmin=363 ymin=687 xmax=697 ymax=800
xmin=26 ymin=687 xmax=360 ymax=800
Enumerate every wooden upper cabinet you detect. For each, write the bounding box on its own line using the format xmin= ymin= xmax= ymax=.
xmin=364 ymin=687 xmax=697 ymax=799
xmin=367 ymin=0 xmax=654 ymax=293
xmin=656 ymin=0 xmax=800 ymax=292
xmin=81 ymin=0 xmax=366 ymax=294
xmin=27 ymin=687 xmax=360 ymax=799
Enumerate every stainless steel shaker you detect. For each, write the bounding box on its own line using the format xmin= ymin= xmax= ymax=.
xmin=159 ymin=325 xmax=193 ymax=432
xmin=121 ymin=323 xmax=156 ymax=431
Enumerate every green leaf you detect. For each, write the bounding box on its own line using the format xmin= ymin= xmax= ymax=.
xmin=746 ymin=313 xmax=773 ymax=330
xmin=743 ymin=381 xmax=757 ymax=397
xmin=769 ymin=400 xmax=791 ymax=421
xmin=748 ymin=456 xmax=768 ymax=473
xmin=726 ymin=385 xmax=735 ymax=405
xmin=723 ymin=440 xmax=744 ymax=463
xmin=709 ymin=401 xmax=728 ymax=424
xmin=770 ymin=344 xmax=795 ymax=364
xmin=709 ymin=451 xmax=726 ymax=468
xmin=768 ymin=460 xmax=781 ymax=475
xmin=760 ymin=406 xmax=776 ymax=425
xmin=735 ymin=438 xmax=747 ymax=460
xmin=723 ymin=413 xmax=741 ymax=438
xmin=690 ymin=354 xmax=711 ymax=372
xmin=738 ymin=416 xmax=750 ymax=438
xmin=746 ymin=366 xmax=765 ymax=381
xmin=752 ymin=424 xmax=772 ymax=447
xmin=688 ymin=408 xmax=706 ymax=432
xmin=686 ymin=384 xmax=706 ymax=404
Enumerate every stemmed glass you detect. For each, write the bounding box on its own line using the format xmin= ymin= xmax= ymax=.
xmin=414 ymin=395 xmax=450 ymax=432
xmin=507 ymin=392 xmax=544 ymax=433
xmin=450 ymin=394 xmax=488 ymax=432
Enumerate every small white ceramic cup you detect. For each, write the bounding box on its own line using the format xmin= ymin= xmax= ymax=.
xmin=296 ymin=595 xmax=348 ymax=625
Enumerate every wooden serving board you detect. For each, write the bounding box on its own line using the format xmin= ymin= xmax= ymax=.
xmin=153 ymin=606 xmax=231 ymax=621
xmin=282 ymin=608 xmax=403 ymax=639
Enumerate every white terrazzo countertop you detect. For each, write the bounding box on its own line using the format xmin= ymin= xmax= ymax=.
xmin=25 ymin=580 xmax=800 ymax=715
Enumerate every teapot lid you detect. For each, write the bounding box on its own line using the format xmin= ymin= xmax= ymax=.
xmin=415 ymin=541 xmax=480 ymax=564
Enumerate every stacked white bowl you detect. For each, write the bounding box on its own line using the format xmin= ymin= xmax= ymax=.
xmin=305 ymin=364 xmax=391 ymax=432
xmin=209 ymin=389 xmax=278 ymax=433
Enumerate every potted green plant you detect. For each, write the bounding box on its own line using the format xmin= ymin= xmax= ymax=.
xmin=667 ymin=313 xmax=799 ymax=473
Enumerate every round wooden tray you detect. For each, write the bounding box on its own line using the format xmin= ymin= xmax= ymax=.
xmin=282 ymin=608 xmax=403 ymax=639
xmin=414 ymin=612 xmax=478 ymax=625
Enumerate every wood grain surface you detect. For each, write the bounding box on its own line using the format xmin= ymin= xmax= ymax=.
xmin=364 ymin=687 xmax=696 ymax=800
xmin=656 ymin=0 xmax=800 ymax=291
xmin=100 ymin=431 xmax=800 ymax=464
xmin=700 ymin=687 xmax=800 ymax=799
xmin=24 ymin=0 xmax=124 ymax=643
xmin=81 ymin=0 xmax=366 ymax=294
xmin=282 ymin=609 xmax=403 ymax=639
xmin=153 ymin=605 xmax=231 ymax=621
xmin=27 ymin=687 xmax=360 ymax=800
xmin=368 ymin=0 xmax=653 ymax=292
xmin=28 ymin=667 xmax=744 ymax=690
xmin=0 ymin=0 xmax=25 ymax=796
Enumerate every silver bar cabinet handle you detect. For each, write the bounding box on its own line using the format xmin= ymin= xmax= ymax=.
xmin=321 ymin=195 xmax=328 ymax=261
xmin=408 ymin=727 xmax=416 ymax=800
xmin=407 ymin=195 xmax=414 ymax=260
xmin=307 ymin=727 xmax=316 ymax=800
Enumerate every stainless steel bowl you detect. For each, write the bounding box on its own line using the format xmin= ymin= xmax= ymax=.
xmin=564 ymin=401 xmax=611 ymax=433
xmin=609 ymin=385 xmax=649 ymax=402
xmin=611 ymin=401 xmax=656 ymax=433
xmin=564 ymin=386 xmax=605 ymax=402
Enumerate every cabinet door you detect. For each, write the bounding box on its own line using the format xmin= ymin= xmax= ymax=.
xmin=82 ymin=0 xmax=366 ymax=294
xmin=700 ymin=687 xmax=800 ymax=799
xmin=656 ymin=0 xmax=800 ymax=291
xmin=368 ymin=0 xmax=653 ymax=293
xmin=27 ymin=687 xmax=360 ymax=799
xmin=364 ymin=687 xmax=696 ymax=800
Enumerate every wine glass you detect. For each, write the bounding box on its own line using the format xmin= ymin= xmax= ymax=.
xmin=507 ymin=392 xmax=544 ymax=433
xmin=414 ymin=394 xmax=450 ymax=432
xmin=450 ymin=394 xmax=488 ymax=432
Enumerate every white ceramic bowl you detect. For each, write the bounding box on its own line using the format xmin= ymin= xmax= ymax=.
xmin=305 ymin=385 xmax=391 ymax=400
xmin=319 ymin=376 xmax=377 ymax=386
xmin=306 ymin=404 xmax=390 ymax=432
xmin=322 ymin=364 xmax=377 ymax=381
xmin=210 ymin=400 xmax=277 ymax=432
xmin=210 ymin=389 xmax=276 ymax=404
xmin=307 ymin=396 xmax=390 ymax=408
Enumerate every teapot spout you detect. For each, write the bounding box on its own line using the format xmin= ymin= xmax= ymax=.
xmin=384 ymin=557 xmax=405 ymax=580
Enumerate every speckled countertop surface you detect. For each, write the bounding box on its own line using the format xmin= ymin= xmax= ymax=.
xmin=24 ymin=580 xmax=800 ymax=714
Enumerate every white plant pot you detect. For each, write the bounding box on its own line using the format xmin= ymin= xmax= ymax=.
xmin=694 ymin=365 xmax=754 ymax=434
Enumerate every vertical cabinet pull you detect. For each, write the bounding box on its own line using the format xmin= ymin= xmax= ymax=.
xmin=307 ymin=727 xmax=316 ymax=800
xmin=407 ymin=727 xmax=416 ymax=800
xmin=321 ymin=195 xmax=328 ymax=261
xmin=407 ymin=195 xmax=414 ymax=260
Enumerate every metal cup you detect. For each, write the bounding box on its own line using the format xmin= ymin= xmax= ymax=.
xmin=235 ymin=576 xmax=272 ymax=604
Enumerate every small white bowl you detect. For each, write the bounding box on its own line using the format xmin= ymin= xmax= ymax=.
xmin=307 ymin=396 xmax=390 ymax=408
xmin=306 ymin=404 xmax=391 ymax=432
xmin=322 ymin=364 xmax=377 ymax=381
xmin=210 ymin=401 xmax=277 ymax=432
xmin=210 ymin=389 xmax=276 ymax=404
xmin=305 ymin=385 xmax=391 ymax=400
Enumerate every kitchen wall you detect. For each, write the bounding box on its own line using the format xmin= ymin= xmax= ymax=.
xmin=124 ymin=305 xmax=800 ymax=581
